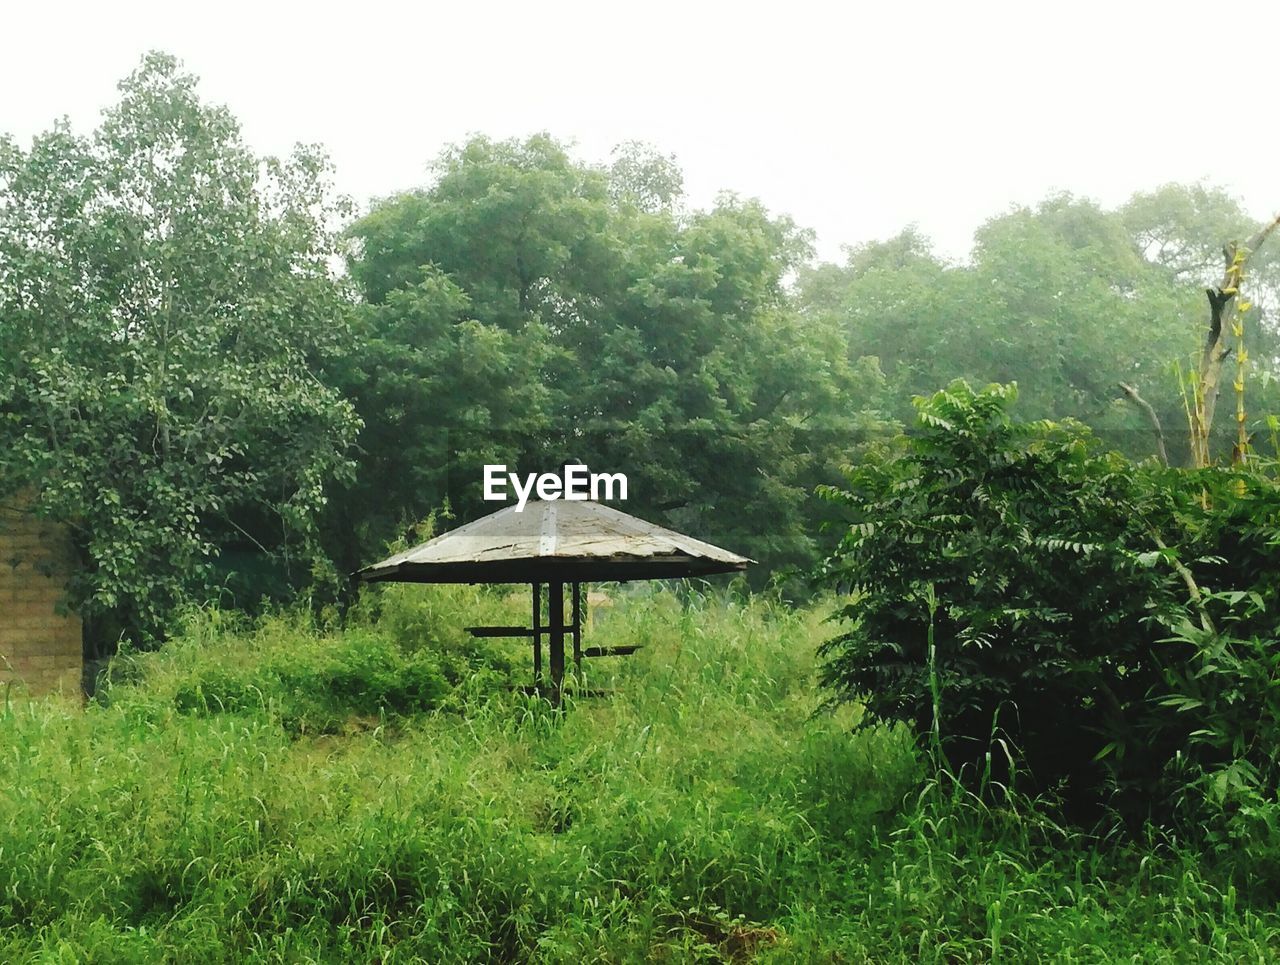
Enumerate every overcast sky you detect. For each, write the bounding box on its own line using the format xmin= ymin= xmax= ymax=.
xmin=4 ymin=1 xmax=1278 ymax=263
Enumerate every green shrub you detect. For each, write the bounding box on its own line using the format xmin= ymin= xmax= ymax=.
xmin=816 ymin=380 xmax=1280 ymax=829
xmin=1149 ymin=468 xmax=1280 ymax=893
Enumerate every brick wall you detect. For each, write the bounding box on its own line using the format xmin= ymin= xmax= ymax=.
xmin=0 ymin=499 xmax=82 ymax=697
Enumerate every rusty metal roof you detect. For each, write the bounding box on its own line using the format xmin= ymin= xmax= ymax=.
xmin=358 ymin=500 xmax=751 ymax=584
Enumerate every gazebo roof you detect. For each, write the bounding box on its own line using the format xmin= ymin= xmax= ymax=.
xmin=358 ymin=500 xmax=751 ymax=584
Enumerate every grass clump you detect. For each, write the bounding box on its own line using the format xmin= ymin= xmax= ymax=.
xmin=103 ymin=584 xmax=525 ymax=735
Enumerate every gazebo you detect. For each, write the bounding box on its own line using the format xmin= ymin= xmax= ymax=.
xmin=358 ymin=500 xmax=750 ymax=703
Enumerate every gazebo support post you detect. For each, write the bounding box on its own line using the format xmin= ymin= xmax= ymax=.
xmin=549 ymin=580 xmax=565 ymax=706
xmin=572 ymin=582 xmax=582 ymax=675
xmin=532 ymin=582 xmax=543 ymax=688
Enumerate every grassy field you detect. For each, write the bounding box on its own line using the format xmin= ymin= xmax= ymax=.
xmin=1 ymin=584 xmax=1278 ymax=962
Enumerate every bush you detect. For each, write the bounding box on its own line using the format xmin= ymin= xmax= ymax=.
xmin=815 ymin=380 xmax=1280 ymax=829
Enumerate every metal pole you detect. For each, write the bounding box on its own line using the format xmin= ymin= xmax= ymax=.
xmin=549 ymin=580 xmax=565 ymax=707
xmin=532 ymin=582 xmax=542 ymax=690
xmin=572 ymin=581 xmax=582 ymax=675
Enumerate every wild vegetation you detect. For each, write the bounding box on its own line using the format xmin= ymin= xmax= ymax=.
xmin=4 ymin=53 xmax=1280 ymax=960
xmin=5 ymin=587 xmax=1280 ymax=961
xmin=817 ymin=383 xmax=1280 ymax=862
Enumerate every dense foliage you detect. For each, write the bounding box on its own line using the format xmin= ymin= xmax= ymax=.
xmin=326 ymin=135 xmax=887 ymax=583
xmin=817 ymin=381 xmax=1280 ymax=843
xmin=8 ymin=54 xmax=1280 ymax=641
xmin=798 ymin=189 xmax=1280 ymax=464
xmin=0 ymin=54 xmax=359 ymax=652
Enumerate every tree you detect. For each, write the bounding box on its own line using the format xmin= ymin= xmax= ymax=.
xmin=1183 ymin=216 xmax=1280 ymax=467
xmin=319 ymin=268 xmax=560 ymax=583
xmin=0 ymin=53 xmax=360 ymax=654
xmin=328 ymin=134 xmax=603 ymax=574
xmin=1120 ymin=185 xmax=1280 ymax=467
xmin=347 ymin=134 xmax=614 ymax=325
xmin=335 ymin=135 xmax=890 ymax=581
xmin=607 ymin=140 xmax=684 ymax=214
xmin=799 ymin=190 xmax=1280 ymax=466
xmin=554 ymin=192 xmax=887 ymax=571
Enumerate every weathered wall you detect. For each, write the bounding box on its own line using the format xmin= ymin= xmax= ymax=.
xmin=0 ymin=500 xmax=82 ymax=696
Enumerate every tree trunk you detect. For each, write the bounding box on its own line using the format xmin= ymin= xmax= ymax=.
xmin=1188 ymin=214 xmax=1280 ymax=467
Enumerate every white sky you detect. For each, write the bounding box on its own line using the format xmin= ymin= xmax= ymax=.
xmin=3 ymin=0 xmax=1278 ymax=264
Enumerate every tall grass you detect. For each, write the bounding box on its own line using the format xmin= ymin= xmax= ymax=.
xmin=0 ymin=584 xmax=1276 ymax=961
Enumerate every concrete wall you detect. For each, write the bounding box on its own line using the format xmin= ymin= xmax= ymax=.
xmin=0 ymin=500 xmax=82 ymax=697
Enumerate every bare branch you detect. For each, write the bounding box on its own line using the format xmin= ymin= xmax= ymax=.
xmin=1244 ymin=211 xmax=1280 ymax=254
xmin=1118 ymin=382 xmax=1169 ymax=466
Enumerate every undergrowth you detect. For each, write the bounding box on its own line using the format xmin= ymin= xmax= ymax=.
xmin=0 ymin=584 xmax=1276 ymax=961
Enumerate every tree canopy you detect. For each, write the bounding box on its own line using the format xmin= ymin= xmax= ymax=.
xmin=6 ymin=53 xmax=1280 ymax=643
xmin=798 ymin=188 xmax=1280 ymax=466
xmin=327 ymin=133 xmax=889 ymax=582
xmin=0 ymin=53 xmax=360 ymax=650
